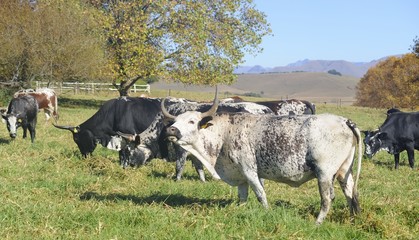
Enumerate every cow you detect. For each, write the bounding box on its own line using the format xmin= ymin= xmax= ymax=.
xmin=162 ymin=92 xmax=362 ymax=225
xmin=117 ymin=100 xmax=274 ymax=181
xmin=14 ymin=88 xmax=58 ymax=122
xmin=2 ymin=95 xmax=38 ymax=142
xmin=255 ymin=99 xmax=316 ymax=115
xmin=53 ymin=97 xmax=167 ymax=157
xmin=363 ymin=111 xmax=419 ymax=169
xmin=221 ymin=97 xmax=316 ymax=115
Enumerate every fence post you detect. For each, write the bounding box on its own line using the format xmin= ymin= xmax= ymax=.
xmin=134 ymin=84 xmax=137 ymax=93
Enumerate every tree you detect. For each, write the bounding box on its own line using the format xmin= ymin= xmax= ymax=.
xmin=327 ymin=69 xmax=342 ymax=76
xmin=410 ymin=36 xmax=419 ymax=57
xmin=0 ymin=0 xmax=108 ymax=89
xmin=92 ymin=0 xmax=271 ymax=96
xmin=355 ymin=54 xmax=419 ymax=109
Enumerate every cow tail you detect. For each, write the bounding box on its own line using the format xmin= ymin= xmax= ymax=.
xmin=346 ymin=119 xmax=362 ymax=214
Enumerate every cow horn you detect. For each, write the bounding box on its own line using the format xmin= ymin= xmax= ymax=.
xmin=201 ymin=86 xmax=219 ymax=118
xmin=161 ymin=98 xmax=176 ymax=120
xmin=53 ymin=124 xmax=78 ymax=133
xmin=116 ymin=131 xmax=136 ymax=141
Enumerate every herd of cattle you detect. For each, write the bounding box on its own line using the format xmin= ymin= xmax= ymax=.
xmin=1 ymin=87 xmax=418 ymax=224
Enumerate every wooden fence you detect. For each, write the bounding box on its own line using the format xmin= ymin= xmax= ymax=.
xmin=35 ymin=81 xmax=150 ymax=94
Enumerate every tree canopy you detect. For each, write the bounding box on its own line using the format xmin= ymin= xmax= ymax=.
xmin=1 ymin=0 xmax=271 ymax=96
xmin=355 ymin=54 xmax=419 ymax=109
xmin=0 ymin=0 xmax=107 ymax=89
xmin=93 ymin=0 xmax=271 ymax=95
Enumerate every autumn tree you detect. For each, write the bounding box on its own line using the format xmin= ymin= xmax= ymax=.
xmin=355 ymin=54 xmax=419 ymax=109
xmin=91 ymin=0 xmax=271 ymax=96
xmin=0 ymin=0 xmax=108 ymax=89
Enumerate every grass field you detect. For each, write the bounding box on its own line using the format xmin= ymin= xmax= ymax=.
xmin=0 ymin=93 xmax=417 ymax=239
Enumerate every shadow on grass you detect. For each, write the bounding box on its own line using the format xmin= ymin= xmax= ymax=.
xmin=150 ymin=169 xmax=204 ymax=182
xmin=80 ymin=191 xmax=234 ymax=208
xmin=0 ymin=138 xmax=12 ymax=144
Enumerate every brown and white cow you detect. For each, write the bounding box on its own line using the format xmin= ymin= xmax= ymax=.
xmin=163 ymin=92 xmax=362 ymax=224
xmin=14 ymin=88 xmax=58 ymax=122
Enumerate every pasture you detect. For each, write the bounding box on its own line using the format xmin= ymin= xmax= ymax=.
xmin=0 ymin=92 xmax=417 ymax=239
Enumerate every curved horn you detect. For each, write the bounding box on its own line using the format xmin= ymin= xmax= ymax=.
xmin=53 ymin=123 xmax=77 ymax=133
xmin=161 ymin=98 xmax=176 ymax=120
xmin=201 ymin=86 xmax=219 ymax=118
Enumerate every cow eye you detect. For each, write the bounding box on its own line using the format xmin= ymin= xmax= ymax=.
xmin=188 ymin=120 xmax=195 ymax=124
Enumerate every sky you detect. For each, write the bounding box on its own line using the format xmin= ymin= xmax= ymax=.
xmin=243 ymin=0 xmax=419 ymax=67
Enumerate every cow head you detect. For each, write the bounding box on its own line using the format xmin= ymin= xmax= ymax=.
xmin=2 ymin=113 xmax=23 ymax=139
xmin=53 ymin=124 xmax=97 ymax=157
xmin=163 ymin=88 xmax=219 ymax=146
xmin=362 ymin=130 xmax=394 ymax=158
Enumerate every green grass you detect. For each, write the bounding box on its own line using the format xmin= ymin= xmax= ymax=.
xmin=0 ymin=96 xmax=418 ymax=239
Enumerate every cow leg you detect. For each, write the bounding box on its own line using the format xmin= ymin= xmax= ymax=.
xmin=175 ymin=152 xmax=187 ymax=181
xmin=191 ymin=158 xmax=206 ymax=182
xmin=44 ymin=109 xmax=51 ymax=122
xmin=394 ymin=153 xmax=400 ymax=169
xmin=28 ymin=124 xmax=36 ymax=143
xmin=238 ymin=183 xmax=249 ymax=204
xmin=243 ymin=171 xmax=268 ymax=208
xmin=119 ymin=149 xmax=128 ymax=168
xmin=406 ymin=147 xmax=415 ymax=168
xmin=22 ymin=125 xmax=28 ymax=139
xmin=316 ymin=176 xmax=333 ymax=225
xmin=336 ymin=171 xmax=360 ymax=217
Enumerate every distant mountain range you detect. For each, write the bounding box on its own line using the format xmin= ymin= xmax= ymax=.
xmin=235 ymin=56 xmax=397 ymax=78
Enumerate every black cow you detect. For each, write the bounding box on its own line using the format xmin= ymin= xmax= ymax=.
xmin=53 ymin=97 xmax=167 ymax=157
xmin=363 ymin=111 xmax=419 ymax=169
xmin=2 ymin=95 xmax=38 ymax=142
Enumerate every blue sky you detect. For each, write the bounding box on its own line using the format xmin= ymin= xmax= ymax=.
xmin=243 ymin=0 xmax=419 ymax=67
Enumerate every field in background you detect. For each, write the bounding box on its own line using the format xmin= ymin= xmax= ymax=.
xmin=0 ymin=92 xmax=417 ymax=239
xmin=151 ymin=72 xmax=360 ymax=105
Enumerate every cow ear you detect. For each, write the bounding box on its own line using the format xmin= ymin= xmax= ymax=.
xmin=134 ymin=135 xmax=141 ymax=145
xmin=199 ymin=116 xmax=213 ymax=129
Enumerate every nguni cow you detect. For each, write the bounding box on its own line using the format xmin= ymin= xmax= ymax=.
xmin=255 ymin=99 xmax=316 ymax=115
xmin=14 ymin=88 xmax=58 ymax=122
xmin=363 ymin=111 xmax=419 ymax=169
xmin=2 ymin=95 xmax=38 ymax=142
xmin=118 ymin=100 xmax=274 ymax=182
xmin=221 ymin=97 xmax=316 ymax=115
xmin=162 ymin=92 xmax=362 ymax=224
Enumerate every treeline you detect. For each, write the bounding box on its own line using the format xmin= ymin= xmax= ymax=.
xmin=355 ymin=53 xmax=419 ymax=109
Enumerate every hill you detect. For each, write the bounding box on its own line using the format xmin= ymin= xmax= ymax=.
xmin=234 ymin=57 xmax=396 ymax=77
xmin=151 ymin=72 xmax=359 ymax=104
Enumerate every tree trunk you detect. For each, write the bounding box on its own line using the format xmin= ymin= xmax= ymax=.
xmin=113 ymin=75 xmax=144 ymax=97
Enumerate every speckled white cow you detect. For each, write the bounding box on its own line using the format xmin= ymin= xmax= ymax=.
xmin=163 ymin=94 xmax=362 ymax=225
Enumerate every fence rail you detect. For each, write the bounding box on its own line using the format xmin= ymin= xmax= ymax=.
xmin=35 ymin=81 xmax=150 ymax=94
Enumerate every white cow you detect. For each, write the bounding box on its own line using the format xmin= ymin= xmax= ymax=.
xmin=162 ymin=94 xmax=362 ymax=225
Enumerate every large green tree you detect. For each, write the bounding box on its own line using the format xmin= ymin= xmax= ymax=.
xmin=0 ymin=0 xmax=107 ymax=89
xmin=355 ymin=54 xmax=419 ymax=109
xmin=92 ymin=0 xmax=271 ymax=96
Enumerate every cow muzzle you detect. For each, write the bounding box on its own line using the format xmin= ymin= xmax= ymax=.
xmin=10 ymin=133 xmax=16 ymax=139
xmin=166 ymin=126 xmax=182 ymax=142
